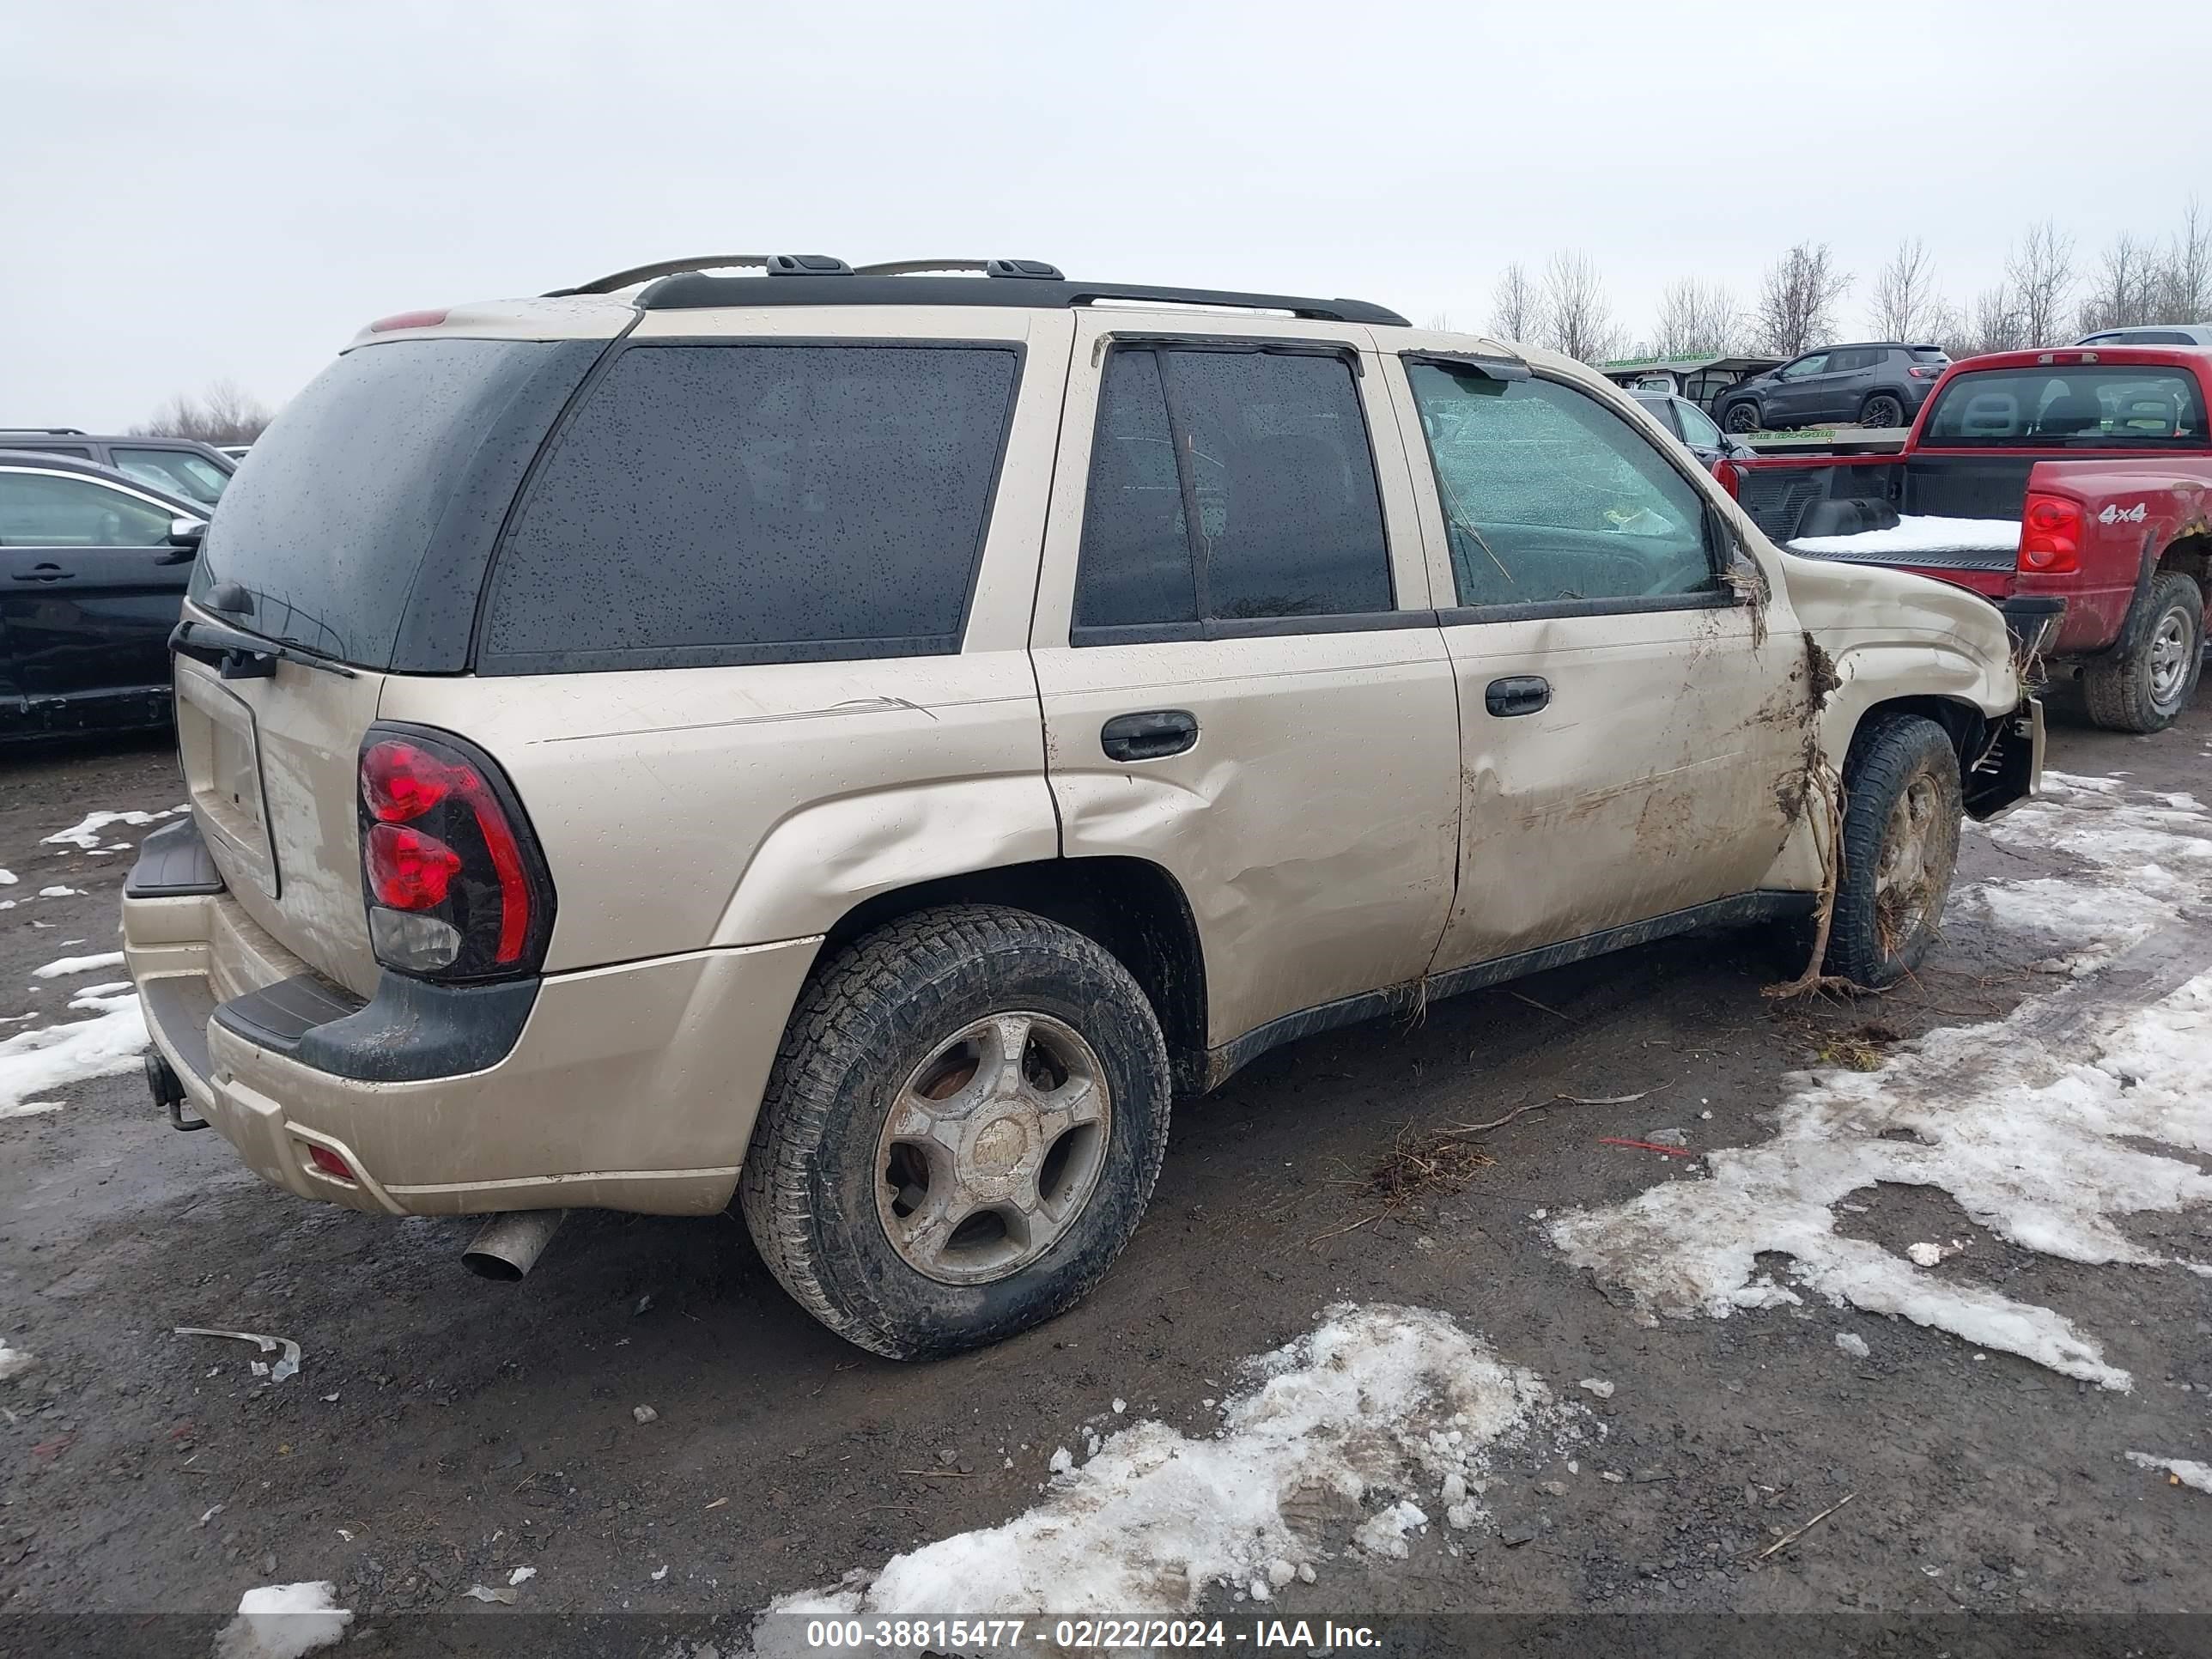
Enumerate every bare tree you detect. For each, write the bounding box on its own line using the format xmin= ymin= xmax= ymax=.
xmin=1753 ymin=243 xmax=1850 ymax=357
xmin=2004 ymin=220 xmax=2077 ymax=346
xmin=1537 ymin=252 xmax=1624 ymax=364
xmin=132 ymin=378 xmax=272 ymax=446
xmin=1868 ymin=238 xmax=1940 ymax=340
xmin=2154 ymin=197 xmax=2210 ymax=321
xmin=1486 ymin=262 xmax=1546 ymax=345
xmin=1943 ymin=284 xmax=2027 ymax=358
xmin=1425 ymin=310 xmax=1455 ymax=332
xmin=1650 ymin=277 xmax=1744 ymax=357
xmin=2077 ymin=233 xmax=2160 ymax=335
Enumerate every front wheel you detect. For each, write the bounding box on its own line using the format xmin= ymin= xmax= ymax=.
xmin=1723 ymin=401 xmax=1762 ymax=434
xmin=1858 ymin=393 xmax=1905 ymax=428
xmin=2083 ymin=571 xmax=2204 ymax=733
xmin=739 ymin=904 xmax=1170 ymax=1358
xmin=1822 ymin=714 xmax=1964 ymax=988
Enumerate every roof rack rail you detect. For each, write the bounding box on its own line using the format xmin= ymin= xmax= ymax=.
xmin=851 ymin=258 xmax=1066 ymax=280
xmin=0 ymin=426 xmax=88 ymax=436
xmin=634 ymin=271 xmax=1408 ymax=326
xmin=547 ymin=256 xmax=770 ymax=297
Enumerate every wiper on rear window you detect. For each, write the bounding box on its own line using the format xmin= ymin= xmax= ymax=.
xmin=171 ymin=616 xmax=357 ymax=680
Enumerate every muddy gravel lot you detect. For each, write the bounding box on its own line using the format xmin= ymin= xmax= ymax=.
xmin=2 ymin=709 xmax=2209 ymax=1656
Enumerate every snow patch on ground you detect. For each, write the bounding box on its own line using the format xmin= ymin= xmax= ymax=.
xmin=750 ymin=1305 xmax=1551 ymax=1641
xmin=31 ymin=951 xmax=126 ymax=980
xmin=0 ymin=1342 xmax=33 ymax=1381
xmin=1790 ymin=514 xmax=2021 ymax=557
xmin=0 ymin=989 xmax=149 ymax=1119
xmin=214 ymin=1581 xmax=351 ymax=1659
xmin=0 ymin=867 xmax=15 ymax=884
xmin=1550 ymin=774 xmax=2212 ymax=1391
xmin=40 ymin=806 xmax=179 ymax=851
xmin=2125 ymin=1452 xmax=2212 ymax=1495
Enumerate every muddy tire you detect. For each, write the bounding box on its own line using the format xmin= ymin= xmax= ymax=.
xmin=2082 ymin=571 xmax=2203 ymax=734
xmin=1823 ymin=714 xmax=1964 ymax=988
xmin=738 ymin=904 xmax=1170 ymax=1359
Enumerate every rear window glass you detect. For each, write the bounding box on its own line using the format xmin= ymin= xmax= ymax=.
xmin=1909 ymin=347 xmax=1949 ymax=363
xmin=192 ymin=338 xmax=582 ymax=667
xmin=1922 ymin=366 xmax=2206 ymax=446
xmin=479 ymin=343 xmax=1019 ymax=672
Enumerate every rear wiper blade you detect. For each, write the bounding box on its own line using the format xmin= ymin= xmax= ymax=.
xmin=171 ymin=617 xmax=357 ymax=680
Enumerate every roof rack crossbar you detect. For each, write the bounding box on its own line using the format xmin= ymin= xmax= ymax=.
xmin=633 ymin=272 xmax=1407 ymax=326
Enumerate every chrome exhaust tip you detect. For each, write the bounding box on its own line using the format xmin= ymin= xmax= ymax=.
xmin=461 ymin=1209 xmax=568 ymax=1281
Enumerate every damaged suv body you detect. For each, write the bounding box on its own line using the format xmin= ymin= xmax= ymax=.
xmin=121 ymin=258 xmax=2040 ymax=1358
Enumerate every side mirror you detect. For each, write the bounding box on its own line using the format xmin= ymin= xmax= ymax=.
xmin=158 ymin=518 xmax=207 ymax=564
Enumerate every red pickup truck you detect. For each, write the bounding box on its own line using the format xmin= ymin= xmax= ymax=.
xmin=1723 ymin=345 xmax=2212 ymax=732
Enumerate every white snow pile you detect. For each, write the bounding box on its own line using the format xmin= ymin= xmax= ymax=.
xmin=1790 ymin=514 xmax=2021 ymax=557
xmin=214 ymin=1581 xmax=351 ymax=1659
xmin=41 ymin=806 xmax=180 ymax=852
xmin=750 ymin=1305 xmax=1550 ymax=1645
xmin=31 ymin=951 xmax=126 ymax=980
xmin=0 ymin=1342 xmax=33 ymax=1382
xmin=2125 ymin=1452 xmax=2212 ymax=1495
xmin=0 ymin=987 xmax=148 ymax=1119
xmin=1550 ymin=770 xmax=2212 ymax=1393
xmin=0 ymin=867 xmax=15 ymax=884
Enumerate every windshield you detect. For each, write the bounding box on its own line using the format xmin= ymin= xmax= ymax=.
xmin=1922 ymin=365 xmax=2206 ymax=447
xmin=191 ymin=338 xmax=588 ymax=667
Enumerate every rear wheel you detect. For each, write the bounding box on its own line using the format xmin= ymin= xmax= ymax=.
xmin=2083 ymin=571 xmax=2203 ymax=733
xmin=1858 ymin=392 xmax=1905 ymax=428
xmin=1723 ymin=400 xmax=1762 ymax=434
xmin=739 ymin=904 xmax=1170 ymax=1358
xmin=1823 ymin=715 xmax=1963 ymax=988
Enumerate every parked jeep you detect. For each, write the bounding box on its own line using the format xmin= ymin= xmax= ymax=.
xmin=121 ymin=257 xmax=2039 ymax=1358
xmin=1717 ymin=343 xmax=1950 ymax=434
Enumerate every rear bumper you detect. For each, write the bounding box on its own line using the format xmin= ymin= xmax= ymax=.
xmin=121 ymin=823 xmax=818 ymax=1218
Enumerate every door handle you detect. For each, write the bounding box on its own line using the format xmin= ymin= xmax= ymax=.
xmin=1484 ymin=676 xmax=1550 ymax=718
xmin=1101 ymin=708 xmax=1198 ymax=763
xmin=12 ymin=564 xmax=73 ymax=582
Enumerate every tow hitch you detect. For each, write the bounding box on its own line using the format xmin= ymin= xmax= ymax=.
xmin=146 ymin=1052 xmax=209 ymax=1132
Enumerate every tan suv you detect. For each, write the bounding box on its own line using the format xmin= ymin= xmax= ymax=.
xmin=121 ymin=255 xmax=2040 ymax=1358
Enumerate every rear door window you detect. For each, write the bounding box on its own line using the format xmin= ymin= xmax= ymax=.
xmin=1406 ymin=365 xmax=1718 ymax=611
xmin=112 ymin=447 xmax=228 ymax=507
xmin=1072 ymin=343 xmax=1393 ymax=638
xmin=480 ymin=343 xmax=1020 ymax=672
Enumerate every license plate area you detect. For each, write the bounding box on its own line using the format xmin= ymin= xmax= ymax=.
xmin=176 ymin=667 xmax=280 ymax=899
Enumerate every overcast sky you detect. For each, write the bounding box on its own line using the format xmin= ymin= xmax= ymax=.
xmin=7 ymin=1 xmax=2209 ymax=430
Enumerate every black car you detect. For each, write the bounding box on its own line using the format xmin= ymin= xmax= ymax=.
xmin=1714 ymin=343 xmax=1949 ymax=434
xmin=0 ymin=429 xmax=235 ymax=509
xmin=0 ymin=450 xmax=205 ymax=741
xmin=1628 ymin=388 xmax=1755 ymax=468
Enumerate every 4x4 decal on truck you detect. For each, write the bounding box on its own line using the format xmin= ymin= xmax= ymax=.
xmin=2097 ymin=502 xmax=2149 ymax=525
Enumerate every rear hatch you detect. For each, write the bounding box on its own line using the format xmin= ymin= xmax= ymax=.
xmin=175 ymin=331 xmax=606 ymax=996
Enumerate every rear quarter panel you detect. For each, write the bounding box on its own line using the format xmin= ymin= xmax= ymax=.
xmin=2016 ymin=457 xmax=2212 ymax=652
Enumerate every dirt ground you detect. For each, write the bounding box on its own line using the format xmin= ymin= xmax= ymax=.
xmin=2 ymin=708 xmax=2209 ymax=1656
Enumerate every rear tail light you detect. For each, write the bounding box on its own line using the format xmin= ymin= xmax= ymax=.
xmin=2019 ymin=493 xmax=2082 ymax=574
xmin=1907 ymin=366 xmax=1940 ymax=379
xmin=306 ymin=1145 xmax=356 ymax=1182
xmin=1713 ymin=459 xmax=1742 ymax=498
xmin=357 ymin=727 xmax=554 ymax=981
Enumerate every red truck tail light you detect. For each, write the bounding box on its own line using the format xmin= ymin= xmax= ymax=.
xmin=1712 ymin=459 xmax=1743 ymax=498
xmin=357 ymin=727 xmax=555 ymax=981
xmin=2019 ymin=493 xmax=2082 ymax=574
